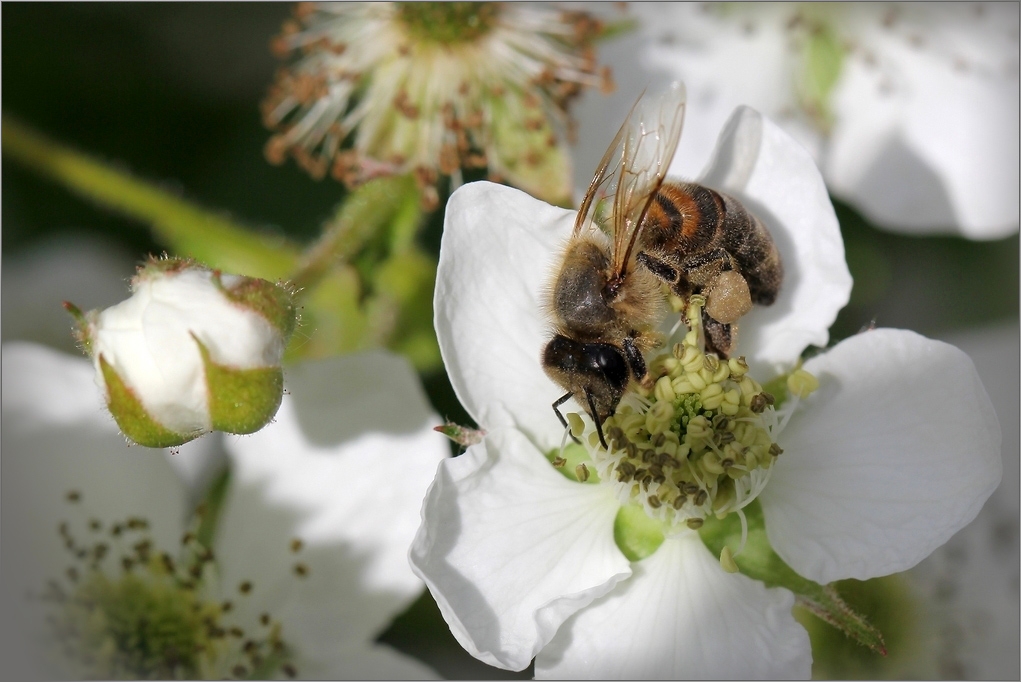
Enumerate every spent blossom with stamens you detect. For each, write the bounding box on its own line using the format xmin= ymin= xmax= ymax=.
xmin=2 ymin=342 xmax=447 ymax=680
xmin=65 ymin=257 xmax=297 ymax=448
xmin=407 ymin=105 xmax=1002 ymax=677
xmin=262 ymin=2 xmax=614 ymax=207
xmin=600 ymin=2 xmax=1019 ymax=237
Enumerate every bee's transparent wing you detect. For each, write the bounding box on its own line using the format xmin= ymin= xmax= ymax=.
xmin=572 ymin=93 xmax=644 ymax=238
xmin=609 ymin=83 xmax=687 ymax=278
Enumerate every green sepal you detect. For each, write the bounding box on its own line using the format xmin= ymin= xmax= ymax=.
xmin=796 ymin=574 xmax=929 ymax=679
xmin=699 ymin=501 xmax=887 ymax=655
xmin=99 ymin=355 xmax=195 ymax=448
xmin=63 ymin=301 xmax=95 ymax=357
xmin=213 ymin=271 xmax=298 ymax=339
xmin=613 ymin=503 xmax=665 ymax=562
xmin=193 ymin=336 xmax=284 ymax=435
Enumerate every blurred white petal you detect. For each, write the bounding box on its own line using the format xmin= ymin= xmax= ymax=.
xmin=219 ymin=350 xmax=448 ymax=656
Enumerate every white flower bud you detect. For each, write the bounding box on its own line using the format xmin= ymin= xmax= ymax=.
xmin=67 ymin=257 xmax=297 ymax=447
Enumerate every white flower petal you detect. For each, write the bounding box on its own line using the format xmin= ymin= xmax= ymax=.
xmin=760 ymin=329 xmax=1002 ymax=584
xmin=696 ymin=106 xmax=852 ymax=373
xmin=535 ymin=533 xmax=811 ymax=680
xmin=217 ymin=351 xmax=447 ymax=652
xmin=436 ymin=181 xmax=578 ymax=450
xmin=409 ymin=427 xmax=630 ymax=671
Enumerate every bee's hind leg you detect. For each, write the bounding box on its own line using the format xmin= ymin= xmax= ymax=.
xmin=703 ymin=311 xmax=736 ymax=359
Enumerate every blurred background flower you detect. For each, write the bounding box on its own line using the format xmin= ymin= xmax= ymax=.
xmin=1 ymin=342 xmax=447 ymax=679
xmin=581 ymin=1 xmax=1020 ymax=239
xmin=2 ymin=3 xmax=1017 ymax=679
xmin=263 ymin=2 xmax=613 ymax=208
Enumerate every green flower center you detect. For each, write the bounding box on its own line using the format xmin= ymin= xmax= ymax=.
xmin=396 ymin=2 xmax=500 ymax=45
xmin=42 ymin=499 xmax=299 ymax=680
xmin=567 ymin=297 xmax=817 ymax=537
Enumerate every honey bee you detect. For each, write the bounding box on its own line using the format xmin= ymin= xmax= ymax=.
xmin=542 ymin=83 xmax=783 ymax=448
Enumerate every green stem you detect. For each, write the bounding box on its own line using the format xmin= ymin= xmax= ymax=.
xmin=288 ymin=174 xmax=422 ymax=292
xmin=2 ymin=116 xmax=300 ymax=280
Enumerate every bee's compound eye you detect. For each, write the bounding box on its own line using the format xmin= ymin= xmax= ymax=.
xmin=589 ymin=344 xmax=628 ymax=389
xmin=544 ymin=335 xmax=581 ymax=371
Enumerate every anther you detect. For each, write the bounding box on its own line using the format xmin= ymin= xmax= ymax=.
xmin=647 ymin=495 xmax=662 ymax=509
xmin=290 ymin=538 xmax=303 ymax=553
xmin=694 ymin=490 xmax=708 ymax=506
xmin=703 ymin=354 xmax=719 ymax=372
xmin=65 ymin=491 xmax=81 ymax=503
xmin=293 ymin=563 xmax=309 ymax=577
xmin=260 ymin=613 xmax=271 ymax=626
xmin=239 ymin=581 xmax=253 ymax=594
xmin=552 ymin=456 xmax=567 ymax=468
xmin=686 ymin=518 xmax=704 ymax=530
xmin=769 ymin=443 xmax=784 ymax=457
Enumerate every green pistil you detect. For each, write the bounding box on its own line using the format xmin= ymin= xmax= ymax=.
xmin=397 ymin=2 xmax=500 ymax=45
xmin=583 ymin=297 xmax=801 ymax=532
xmin=546 ymin=442 xmax=600 ymax=484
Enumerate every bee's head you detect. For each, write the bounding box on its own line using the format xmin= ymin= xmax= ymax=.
xmin=542 ymin=334 xmax=629 ymax=436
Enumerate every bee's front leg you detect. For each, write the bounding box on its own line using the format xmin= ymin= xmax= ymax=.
xmin=621 ymin=334 xmax=652 ymax=389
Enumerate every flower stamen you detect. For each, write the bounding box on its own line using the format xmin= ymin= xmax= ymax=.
xmin=36 ymin=493 xmax=301 ymax=680
xmin=571 ymin=297 xmax=815 ymax=535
